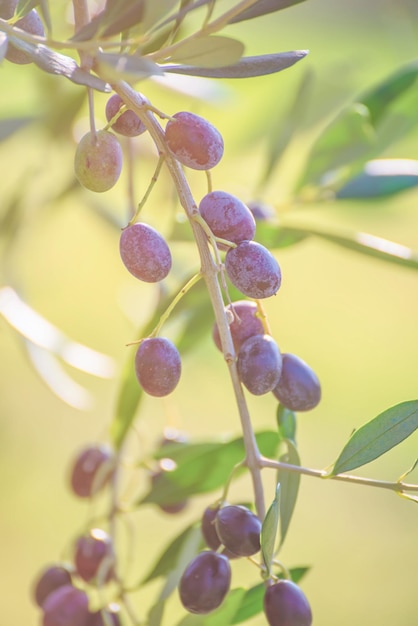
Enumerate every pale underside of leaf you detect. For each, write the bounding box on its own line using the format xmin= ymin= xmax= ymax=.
xmin=96 ymin=51 xmax=163 ymax=81
xmin=0 ymin=286 xmax=115 ymax=378
xmin=163 ymin=50 xmax=308 ymax=78
xmin=0 ymin=31 xmax=8 ymax=61
xmin=6 ymin=38 xmax=111 ymax=91
xmin=228 ymin=0 xmax=307 ymax=23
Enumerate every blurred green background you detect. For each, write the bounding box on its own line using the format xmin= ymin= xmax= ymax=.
xmin=0 ymin=1 xmax=417 ymax=625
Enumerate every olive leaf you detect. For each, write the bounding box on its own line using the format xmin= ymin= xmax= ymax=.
xmin=228 ymin=0 xmax=307 ymax=23
xmin=5 ymin=38 xmax=111 ymax=91
xmin=163 ymin=50 xmax=308 ymax=78
xmin=329 ymin=400 xmax=418 ymax=475
xmin=260 ymin=482 xmax=280 ymax=575
xmin=96 ymin=51 xmax=163 ymax=81
xmin=336 ymin=159 xmax=418 ymax=199
xmin=166 ymin=35 xmax=244 ymax=69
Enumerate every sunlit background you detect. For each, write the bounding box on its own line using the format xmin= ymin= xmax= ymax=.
xmin=0 ymin=1 xmax=417 ymax=625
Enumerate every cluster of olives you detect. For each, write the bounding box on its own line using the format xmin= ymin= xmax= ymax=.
xmin=178 ymin=501 xmax=312 ymax=625
xmin=32 ymin=445 xmax=120 ymax=626
xmin=71 ymin=93 xmax=291 ymax=401
xmin=213 ymin=299 xmax=321 ymax=411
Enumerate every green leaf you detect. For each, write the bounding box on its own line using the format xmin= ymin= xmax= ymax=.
xmin=140 ymin=431 xmax=280 ymax=505
xmin=276 ymin=221 xmax=418 ymax=271
xmin=261 ymin=68 xmax=314 ymax=185
xmin=164 ymin=50 xmax=308 ymax=78
xmin=231 ymin=584 xmax=265 ymax=625
xmin=147 ymin=526 xmax=204 ymax=625
xmin=142 ymin=0 xmax=179 ymax=32
xmin=277 ymin=440 xmax=301 ymax=549
xmin=196 ymin=589 xmax=247 ymax=626
xmin=261 ymin=483 xmax=281 ymax=575
xmin=336 ymin=159 xmax=418 ymax=199
xmin=110 ymin=271 xmax=203 ymax=449
xmin=142 ymin=524 xmax=204 ymax=584
xmin=167 ymin=36 xmax=244 ymax=68
xmin=159 ymin=527 xmax=204 ymax=601
xmin=96 ymin=52 xmax=163 ymax=81
xmin=230 ymin=567 xmax=310 ymax=624
xmin=276 ymin=405 xmax=297 ymax=442
xmin=16 ymin=0 xmax=37 ymax=17
xmin=110 ymin=349 xmax=143 ymax=450
xmin=228 ymin=0 xmax=307 ymax=24
xmin=72 ymin=0 xmax=145 ymax=40
xmin=361 ymin=60 xmax=418 ymax=126
xmin=297 ymin=60 xmax=418 ymax=191
xmin=0 ymin=117 xmax=36 ymax=141
xmin=298 ymin=103 xmax=375 ymax=190
xmin=330 ymin=400 xmax=418 ymax=476
xmin=147 ymin=599 xmax=165 ymax=626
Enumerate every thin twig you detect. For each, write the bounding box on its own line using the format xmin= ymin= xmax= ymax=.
xmin=260 ymin=457 xmax=418 ymax=493
xmin=109 ymin=81 xmax=266 ymax=520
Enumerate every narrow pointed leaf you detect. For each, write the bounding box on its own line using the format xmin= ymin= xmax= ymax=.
xmin=336 ymin=159 xmax=418 ymax=198
xmin=361 ymin=59 xmax=418 ymax=126
xmin=230 ymin=567 xmax=310 ymax=624
xmin=166 ymin=36 xmax=244 ymax=68
xmin=72 ymin=0 xmax=145 ymax=40
xmin=0 ymin=117 xmax=35 ymax=141
xmin=276 ymin=405 xmax=297 ymax=442
xmin=330 ymin=400 xmax=418 ymax=476
xmin=228 ymin=0 xmax=307 ymax=23
xmin=196 ymin=588 xmax=246 ymax=626
xmin=261 ymin=68 xmax=314 ymax=184
xmin=270 ymin=222 xmax=418 ymax=271
xmin=0 ymin=287 xmax=114 ymax=377
xmin=298 ymin=60 xmax=418 ymax=191
xmin=5 ymin=39 xmax=111 ymax=91
xmin=277 ymin=440 xmax=301 ymax=549
xmin=25 ymin=342 xmax=93 ymax=410
xmin=255 ymin=220 xmax=309 ymax=249
xmin=16 ymin=0 xmax=37 ymax=16
xmin=16 ymin=0 xmax=51 ymax=28
xmin=159 ymin=526 xmax=203 ymax=601
xmin=142 ymin=0 xmax=185 ymax=33
xmin=96 ymin=52 xmax=163 ymax=81
xmin=147 ymin=600 xmax=165 ymax=626
xmin=142 ymin=525 xmax=204 ymax=584
xmin=298 ymin=103 xmax=375 ymax=189
xmin=164 ymin=50 xmax=308 ymax=78
xmin=261 ymin=483 xmax=280 ymax=575
xmin=151 ymin=0 xmax=212 ymax=35
xmin=140 ymin=431 xmax=280 ymax=505
xmin=110 ymin=272 xmax=205 ymax=449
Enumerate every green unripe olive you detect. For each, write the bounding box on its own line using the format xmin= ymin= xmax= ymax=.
xmin=74 ymin=130 xmax=123 ymax=193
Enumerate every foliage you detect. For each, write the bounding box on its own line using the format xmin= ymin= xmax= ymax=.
xmin=0 ymin=1 xmax=417 ymax=626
